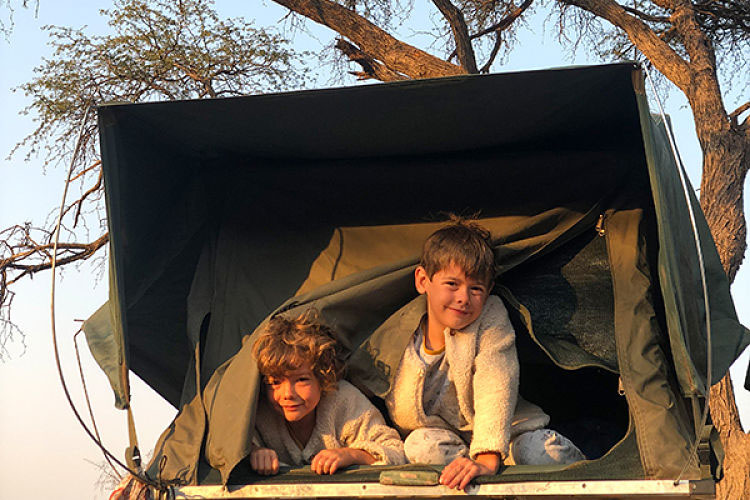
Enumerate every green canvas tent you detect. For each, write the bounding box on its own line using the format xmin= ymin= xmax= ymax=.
xmin=86 ymin=62 xmax=749 ymax=496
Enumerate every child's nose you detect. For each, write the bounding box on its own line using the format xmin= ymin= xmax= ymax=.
xmin=455 ymin=286 xmax=469 ymax=303
xmin=279 ymin=380 xmax=295 ymax=398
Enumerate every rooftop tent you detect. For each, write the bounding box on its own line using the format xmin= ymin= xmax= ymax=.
xmin=87 ymin=62 xmax=749 ymax=489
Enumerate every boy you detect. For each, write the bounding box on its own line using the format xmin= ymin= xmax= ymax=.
xmin=250 ymin=311 xmax=406 ymax=475
xmin=373 ymin=218 xmax=584 ymax=489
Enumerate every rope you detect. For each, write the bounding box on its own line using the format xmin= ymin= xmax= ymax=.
xmin=48 ymin=103 xmax=162 ymax=491
xmin=73 ymin=328 xmax=122 ymax=480
xmin=641 ymin=64 xmax=713 ymax=485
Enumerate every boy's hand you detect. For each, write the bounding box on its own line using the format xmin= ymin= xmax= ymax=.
xmin=439 ymin=452 xmax=501 ymax=491
xmin=311 ymin=448 xmax=375 ymax=475
xmin=250 ymin=447 xmax=279 ymax=475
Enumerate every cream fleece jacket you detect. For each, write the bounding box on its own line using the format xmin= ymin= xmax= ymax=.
xmin=255 ymin=380 xmax=406 ymax=466
xmin=385 ymin=295 xmax=548 ymax=460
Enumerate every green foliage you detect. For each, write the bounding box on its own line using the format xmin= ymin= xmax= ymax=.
xmin=12 ymin=0 xmax=308 ymax=167
xmin=1 ymin=0 xmax=309 ymax=354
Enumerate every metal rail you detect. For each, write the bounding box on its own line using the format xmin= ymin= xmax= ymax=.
xmin=174 ymin=479 xmax=715 ymax=499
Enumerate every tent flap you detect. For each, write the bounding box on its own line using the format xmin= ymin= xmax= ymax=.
xmin=637 ymin=98 xmax=750 ymax=394
xmin=82 ymin=301 xmax=127 ymax=409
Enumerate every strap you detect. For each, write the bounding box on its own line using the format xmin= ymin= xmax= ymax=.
xmin=125 ymin=404 xmax=142 ymax=472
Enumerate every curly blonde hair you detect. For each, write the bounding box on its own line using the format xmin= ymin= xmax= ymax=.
xmin=252 ymin=310 xmax=343 ymax=393
xmin=420 ymin=215 xmax=496 ymax=287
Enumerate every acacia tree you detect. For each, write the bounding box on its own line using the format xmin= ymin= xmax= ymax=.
xmin=0 ymin=0 xmax=307 ymax=358
xmin=263 ymin=0 xmax=750 ymax=495
xmin=2 ymin=0 xmax=748 ymax=496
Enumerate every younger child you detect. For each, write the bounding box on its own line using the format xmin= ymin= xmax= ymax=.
xmin=382 ymin=218 xmax=584 ymax=489
xmin=250 ymin=311 xmax=406 ymax=475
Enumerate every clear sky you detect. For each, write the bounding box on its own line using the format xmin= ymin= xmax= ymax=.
xmin=0 ymin=1 xmax=748 ymax=499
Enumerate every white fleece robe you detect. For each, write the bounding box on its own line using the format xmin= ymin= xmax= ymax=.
xmin=255 ymin=380 xmax=406 ymax=466
xmin=385 ymin=295 xmax=549 ymax=461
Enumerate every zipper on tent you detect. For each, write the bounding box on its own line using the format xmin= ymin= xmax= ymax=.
xmin=596 ymin=213 xmax=607 ymax=237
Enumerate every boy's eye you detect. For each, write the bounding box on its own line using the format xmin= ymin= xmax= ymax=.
xmin=471 ymin=286 xmax=486 ymax=295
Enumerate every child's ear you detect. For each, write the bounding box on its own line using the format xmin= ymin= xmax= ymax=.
xmin=415 ymin=266 xmax=429 ymax=294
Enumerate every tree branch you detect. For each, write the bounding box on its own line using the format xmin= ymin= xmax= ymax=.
xmin=55 ymin=162 xmax=105 ymax=229
xmin=271 ymin=0 xmax=465 ymax=79
xmin=671 ymin=0 xmax=718 ymax=75
xmin=74 ymin=168 xmax=104 ymax=228
xmin=69 ymin=159 xmax=102 ymax=183
xmin=334 ymin=39 xmax=408 ymax=81
xmin=650 ymin=0 xmax=675 ymax=11
xmin=558 ymin=0 xmax=691 ymax=90
xmin=1 ymin=232 xmax=110 ymax=286
xmin=431 ymin=0 xmax=478 ymax=73
xmin=480 ymin=32 xmax=503 ymax=73
xmin=619 ymin=3 xmax=670 ymax=23
xmin=471 ymin=0 xmax=534 ymax=40
xmin=730 ymin=102 xmax=750 ymax=129
xmin=448 ymin=0 xmax=533 ymax=65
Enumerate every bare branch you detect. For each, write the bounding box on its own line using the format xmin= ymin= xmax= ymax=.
xmin=730 ymin=102 xmax=750 ymax=129
xmin=558 ymin=0 xmax=692 ymax=90
xmin=1 ymin=232 xmax=110 ymax=286
xmin=56 ymin=163 xmax=105 ymax=229
xmin=618 ymin=3 xmax=670 ymax=23
xmin=471 ymin=0 xmax=534 ymax=40
xmin=479 ymin=32 xmax=503 ymax=73
xmin=334 ymin=38 xmax=408 ymax=81
xmin=69 ymin=160 xmax=102 ymax=183
xmin=447 ymin=0 xmax=533 ymax=65
xmin=74 ymin=169 xmax=104 ymax=228
xmin=431 ymin=0 xmax=478 ymax=73
xmin=730 ymin=102 xmax=750 ymax=120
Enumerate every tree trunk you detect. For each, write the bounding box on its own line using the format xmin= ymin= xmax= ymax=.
xmin=698 ymin=126 xmax=749 ymax=283
xmin=710 ymin=376 xmax=750 ymax=499
xmin=691 ymin=69 xmax=750 ymax=500
xmin=699 ymin=127 xmax=750 ymax=497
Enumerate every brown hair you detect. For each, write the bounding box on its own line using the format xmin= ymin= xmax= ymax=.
xmin=252 ymin=310 xmax=343 ymax=393
xmin=420 ymin=215 xmax=496 ymax=286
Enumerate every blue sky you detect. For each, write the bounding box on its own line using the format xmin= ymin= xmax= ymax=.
xmin=0 ymin=1 xmax=748 ymax=499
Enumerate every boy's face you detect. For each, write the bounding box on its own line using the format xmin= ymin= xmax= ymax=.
xmin=415 ymin=263 xmax=489 ymax=333
xmin=265 ymin=362 xmax=321 ymax=424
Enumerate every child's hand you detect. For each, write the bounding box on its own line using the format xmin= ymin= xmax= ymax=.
xmin=439 ymin=452 xmax=501 ymax=490
xmin=311 ymin=448 xmax=375 ymax=474
xmin=250 ymin=447 xmax=279 ymax=475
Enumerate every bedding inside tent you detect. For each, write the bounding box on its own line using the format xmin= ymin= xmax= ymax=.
xmin=86 ymin=62 xmax=750 ymax=489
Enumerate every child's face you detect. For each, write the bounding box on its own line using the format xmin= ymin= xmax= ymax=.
xmin=265 ymin=362 xmax=322 ymax=424
xmin=415 ymin=263 xmax=489 ymax=332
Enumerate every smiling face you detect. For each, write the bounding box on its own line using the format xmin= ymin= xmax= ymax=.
xmin=415 ymin=263 xmax=490 ymax=335
xmin=265 ymin=362 xmax=322 ymax=425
